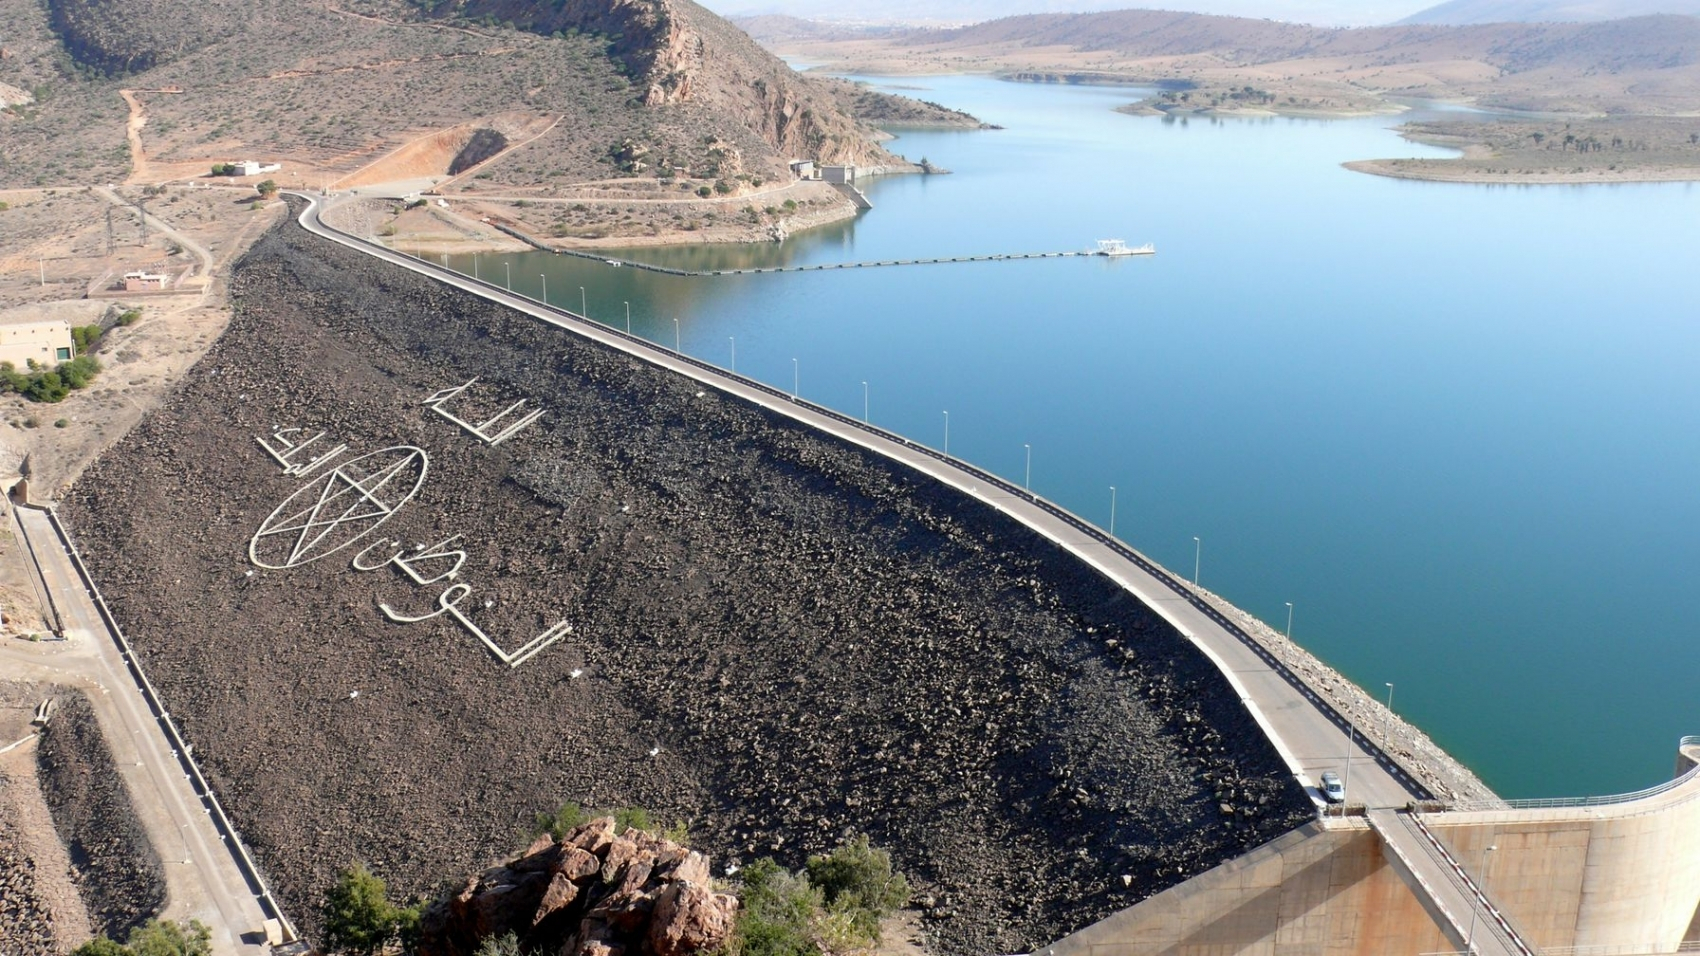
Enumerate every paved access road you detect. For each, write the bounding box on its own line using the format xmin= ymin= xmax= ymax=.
xmin=8 ymin=506 xmax=270 ymax=955
xmin=298 ymin=193 xmax=1429 ymax=813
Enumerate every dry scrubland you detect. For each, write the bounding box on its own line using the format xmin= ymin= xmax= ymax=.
xmin=0 ymin=185 xmax=284 ymax=493
xmin=0 ymin=0 xmax=974 ymax=250
xmin=738 ymin=10 xmax=1700 ymax=183
xmin=59 ymin=208 xmax=1313 ymax=954
xmin=1349 ymin=116 xmax=1700 ymax=182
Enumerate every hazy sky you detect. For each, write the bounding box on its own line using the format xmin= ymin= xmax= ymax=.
xmin=695 ymin=0 xmax=1440 ymax=27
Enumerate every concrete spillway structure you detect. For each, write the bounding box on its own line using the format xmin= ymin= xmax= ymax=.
xmin=1047 ymin=738 xmax=1700 ymax=955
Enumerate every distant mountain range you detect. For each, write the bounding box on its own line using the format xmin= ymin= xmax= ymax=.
xmin=703 ymin=0 xmax=1700 ymax=27
xmin=1401 ymin=0 xmax=1700 ymax=22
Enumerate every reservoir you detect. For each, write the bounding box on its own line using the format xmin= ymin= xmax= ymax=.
xmin=446 ymin=74 xmax=1700 ymax=800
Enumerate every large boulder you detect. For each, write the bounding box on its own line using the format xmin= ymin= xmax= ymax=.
xmin=648 ymin=882 xmax=739 ymax=956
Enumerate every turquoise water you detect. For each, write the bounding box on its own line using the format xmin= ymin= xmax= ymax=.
xmin=447 ymin=75 xmax=1700 ymax=800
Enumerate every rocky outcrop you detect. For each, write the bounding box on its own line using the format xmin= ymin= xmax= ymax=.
xmin=415 ymin=0 xmax=898 ymax=167
xmin=417 ymin=820 xmax=737 ymax=956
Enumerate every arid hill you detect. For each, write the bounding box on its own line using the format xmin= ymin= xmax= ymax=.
xmin=0 ymin=0 xmax=966 ymax=191
xmin=1399 ymin=0 xmax=1700 ymax=24
xmin=743 ymin=9 xmax=1700 ymax=114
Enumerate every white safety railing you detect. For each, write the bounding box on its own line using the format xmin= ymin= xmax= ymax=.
xmin=1450 ymin=737 xmax=1700 ymax=812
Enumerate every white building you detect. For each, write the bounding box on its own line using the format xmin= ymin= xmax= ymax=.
xmin=233 ymin=160 xmax=282 ymax=176
xmin=0 ymin=318 xmax=74 ymax=368
xmin=122 ymin=271 xmax=168 ymax=292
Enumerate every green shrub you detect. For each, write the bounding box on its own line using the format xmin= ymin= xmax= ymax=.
xmin=696 ymin=186 xmax=712 ymax=198
xmin=73 ymin=918 xmax=212 ymax=956
xmin=535 ymin=802 xmax=687 ymax=843
xmin=729 ymin=838 xmax=909 ymax=956
xmin=474 ymin=933 xmax=524 ymax=956
xmin=118 ymin=308 xmax=142 ymax=326
xmin=732 ymin=859 xmax=821 ymax=956
xmin=72 ymin=324 xmax=103 ymax=354
xmin=322 ymin=863 xmax=419 ymax=955
xmin=54 ymin=419 xmax=67 ymax=428
xmin=805 ymin=836 xmax=909 ymax=941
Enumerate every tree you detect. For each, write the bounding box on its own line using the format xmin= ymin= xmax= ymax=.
xmin=256 ymin=180 xmax=279 ymax=198
xmin=323 ymin=863 xmax=417 ymax=955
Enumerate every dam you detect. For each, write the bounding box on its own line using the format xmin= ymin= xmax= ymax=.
xmin=72 ymin=189 xmax=1688 ymax=955
xmin=302 ymin=190 xmax=1700 ymax=954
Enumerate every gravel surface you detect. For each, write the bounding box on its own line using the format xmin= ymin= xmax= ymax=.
xmin=34 ymin=691 xmax=165 ymax=940
xmin=60 ymin=210 xmax=1313 ymax=955
xmin=0 ymin=767 xmax=62 ymax=956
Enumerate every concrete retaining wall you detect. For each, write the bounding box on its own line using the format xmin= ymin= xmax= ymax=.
xmin=1048 ymin=742 xmax=1700 ymax=955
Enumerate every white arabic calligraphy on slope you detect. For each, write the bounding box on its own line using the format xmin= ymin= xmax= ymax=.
xmin=350 ymin=534 xmax=573 ymax=669
xmin=249 ymin=446 xmax=429 ymax=570
xmin=423 ymin=379 xmax=545 ymax=446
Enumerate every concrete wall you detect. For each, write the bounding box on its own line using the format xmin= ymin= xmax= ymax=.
xmin=1435 ymin=794 xmax=1700 ymax=951
xmin=1048 ymin=823 xmax=1450 ymax=956
xmin=1048 ymin=743 xmax=1700 ymax=956
xmin=0 ymin=320 xmax=73 ymax=369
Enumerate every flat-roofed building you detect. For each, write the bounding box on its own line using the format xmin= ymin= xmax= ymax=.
xmin=0 ymin=318 xmax=73 ymax=368
xmin=122 ymin=271 xmax=168 ymax=292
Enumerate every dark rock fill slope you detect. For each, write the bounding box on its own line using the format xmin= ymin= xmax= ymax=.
xmin=61 ymin=207 xmax=1312 ymax=955
xmin=34 ymin=692 xmax=166 ymax=939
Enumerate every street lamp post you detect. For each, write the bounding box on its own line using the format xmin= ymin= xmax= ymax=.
xmin=1193 ymin=537 xmax=1201 ymax=586
xmin=1109 ymin=486 xmax=1117 ymax=538
xmin=624 ymin=301 xmax=631 ymax=334
xmin=1285 ymin=602 xmax=1294 ymax=640
xmin=943 ymin=411 xmax=950 ymax=455
xmin=792 ymin=358 xmax=799 ymax=398
xmin=673 ymin=317 xmax=680 ymax=354
xmin=729 ymin=337 xmax=735 ymax=372
xmin=504 ymin=261 xmax=511 ymax=290
xmin=861 ymin=382 xmax=869 ymax=423
xmin=580 ymin=286 xmax=587 ymax=317
xmin=473 ymin=254 xmax=479 ymax=281
xmin=540 ymin=274 xmax=547 ymax=305
xmin=1384 ymin=682 xmax=1396 ymax=753
xmin=1342 ymin=725 xmax=1353 ymax=815
xmin=1024 ymin=444 xmax=1031 ymax=492
xmin=1466 ymin=844 xmax=1498 ymax=955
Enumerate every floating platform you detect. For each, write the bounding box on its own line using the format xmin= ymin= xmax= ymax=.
xmin=550 ymin=245 xmax=1154 ymax=277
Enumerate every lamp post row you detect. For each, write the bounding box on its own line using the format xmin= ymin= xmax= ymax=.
xmin=493 ymin=272 xmax=1383 ymax=714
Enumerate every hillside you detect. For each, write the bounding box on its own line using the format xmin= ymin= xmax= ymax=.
xmin=750 ymin=9 xmax=1700 ymax=112
xmin=1399 ymin=0 xmax=1700 ymax=24
xmin=0 ymin=0 xmax=966 ymax=194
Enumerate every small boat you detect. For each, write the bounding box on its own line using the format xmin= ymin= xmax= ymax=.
xmin=1095 ymin=239 xmax=1155 ymax=257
